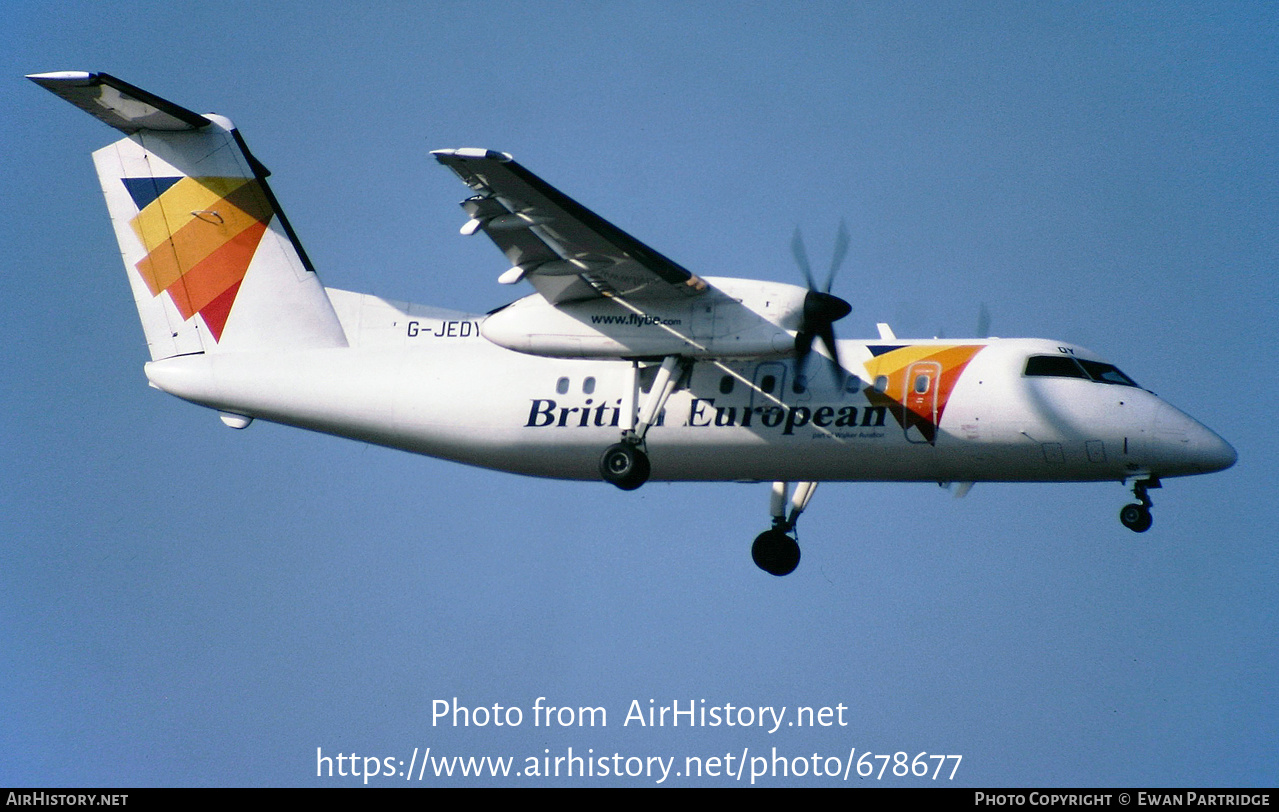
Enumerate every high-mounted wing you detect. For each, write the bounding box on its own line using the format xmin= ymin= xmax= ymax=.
xmin=432 ymin=149 xmax=708 ymax=304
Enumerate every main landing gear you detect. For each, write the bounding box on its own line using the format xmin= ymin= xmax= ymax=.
xmin=599 ymin=441 xmax=650 ymax=491
xmin=1120 ymin=477 xmax=1160 ymax=533
xmin=599 ymin=356 xmax=686 ymax=491
xmin=752 ymin=481 xmax=818 ymax=576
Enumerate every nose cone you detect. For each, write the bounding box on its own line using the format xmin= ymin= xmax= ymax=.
xmin=1152 ymin=400 xmax=1237 ymax=474
xmin=1191 ymin=425 xmax=1237 ymax=473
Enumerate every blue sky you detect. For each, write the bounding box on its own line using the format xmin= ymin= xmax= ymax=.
xmin=3 ymin=1 xmax=1275 ymax=787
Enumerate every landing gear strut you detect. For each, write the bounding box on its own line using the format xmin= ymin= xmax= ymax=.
xmin=752 ymin=481 xmax=817 ymax=576
xmin=599 ymin=356 xmax=686 ymax=491
xmin=1120 ymin=477 xmax=1159 ymax=533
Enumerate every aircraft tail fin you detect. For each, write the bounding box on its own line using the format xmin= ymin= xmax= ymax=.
xmin=29 ymin=71 xmax=347 ymax=359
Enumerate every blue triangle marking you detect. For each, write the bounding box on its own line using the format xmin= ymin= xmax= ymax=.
xmin=867 ymin=345 xmax=905 ymax=357
xmin=122 ymin=176 xmax=182 ymax=211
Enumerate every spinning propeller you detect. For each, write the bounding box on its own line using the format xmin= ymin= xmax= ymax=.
xmin=790 ymin=220 xmax=854 ymax=384
xmin=937 ymin=303 xmax=992 ymax=340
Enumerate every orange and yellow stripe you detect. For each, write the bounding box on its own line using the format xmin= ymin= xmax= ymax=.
xmin=127 ymin=176 xmax=273 ymax=341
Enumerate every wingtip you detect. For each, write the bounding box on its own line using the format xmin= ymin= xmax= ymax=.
xmin=26 ymin=70 xmax=93 ymax=84
xmin=431 ymin=148 xmax=513 ymax=162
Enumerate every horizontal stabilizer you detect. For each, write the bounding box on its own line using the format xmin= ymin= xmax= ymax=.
xmin=26 ymin=71 xmax=210 ymax=133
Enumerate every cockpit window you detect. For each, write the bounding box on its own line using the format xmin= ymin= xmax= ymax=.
xmin=1024 ymin=355 xmax=1089 ymax=379
xmin=1076 ymin=359 xmax=1139 ymax=387
xmin=1024 ymin=355 xmax=1140 ymax=387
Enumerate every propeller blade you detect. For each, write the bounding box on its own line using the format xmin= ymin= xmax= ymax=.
xmin=790 ymin=224 xmax=853 ymax=386
xmin=817 ymin=323 xmax=846 ymax=385
xmin=794 ymin=330 xmax=814 ymax=382
xmin=790 ymin=228 xmax=816 ymax=290
xmin=976 ymin=302 xmax=991 ymax=339
xmin=824 ymin=219 xmax=849 ymax=292
xmin=796 ymin=289 xmax=851 ymax=384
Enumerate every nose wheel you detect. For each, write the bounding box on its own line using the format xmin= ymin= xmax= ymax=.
xmin=1119 ymin=503 xmax=1152 ymax=533
xmin=751 ymin=481 xmax=817 ymax=576
xmin=1120 ymin=477 xmax=1159 ymax=533
xmin=752 ymin=527 xmax=801 ymax=576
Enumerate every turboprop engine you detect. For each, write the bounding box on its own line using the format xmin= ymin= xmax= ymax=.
xmin=480 ymin=276 xmax=848 ymax=361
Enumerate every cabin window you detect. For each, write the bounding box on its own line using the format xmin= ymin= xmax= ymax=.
xmin=719 ymin=375 xmax=734 ymax=395
xmin=873 ymin=375 xmax=888 ymax=393
xmin=844 ymin=376 xmax=861 ymax=394
xmin=914 ymin=374 xmax=930 ymax=394
xmin=760 ymin=375 xmax=776 ymax=394
xmin=792 ymin=375 xmax=808 ymax=394
xmin=556 ymin=376 xmax=570 ymax=394
xmin=582 ymin=376 xmax=596 ymax=394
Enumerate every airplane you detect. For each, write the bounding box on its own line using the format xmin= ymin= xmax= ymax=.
xmin=28 ymin=70 xmax=1237 ymax=576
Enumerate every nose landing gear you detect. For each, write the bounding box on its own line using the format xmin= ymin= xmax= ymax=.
xmin=1120 ymin=477 xmax=1160 ymax=533
xmin=752 ymin=481 xmax=817 ymax=576
xmin=1119 ymin=503 xmax=1152 ymax=532
xmin=752 ymin=527 xmax=801 ymax=576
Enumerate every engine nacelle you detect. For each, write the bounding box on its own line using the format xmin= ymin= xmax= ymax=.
xmin=480 ymin=277 xmax=809 ymax=359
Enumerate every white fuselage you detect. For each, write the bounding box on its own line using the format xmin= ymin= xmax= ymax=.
xmin=141 ymin=287 xmax=1236 ymax=485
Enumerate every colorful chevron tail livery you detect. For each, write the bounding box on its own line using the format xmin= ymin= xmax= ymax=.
xmin=124 ymin=174 xmax=275 ymax=342
xmin=32 ymin=71 xmax=347 ymax=359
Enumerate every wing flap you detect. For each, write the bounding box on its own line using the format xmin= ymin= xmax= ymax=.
xmin=432 ymin=149 xmax=707 ymax=304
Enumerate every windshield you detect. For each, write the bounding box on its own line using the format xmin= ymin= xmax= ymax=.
xmin=1024 ymin=355 xmax=1139 ymax=387
xmin=1075 ymin=359 xmax=1139 ymax=386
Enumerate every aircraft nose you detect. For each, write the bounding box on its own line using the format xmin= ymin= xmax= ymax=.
xmin=1190 ymin=424 xmax=1237 ymax=473
xmin=1152 ymin=400 xmax=1237 ymax=474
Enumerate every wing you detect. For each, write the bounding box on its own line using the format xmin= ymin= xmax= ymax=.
xmin=432 ymin=149 xmax=708 ymax=304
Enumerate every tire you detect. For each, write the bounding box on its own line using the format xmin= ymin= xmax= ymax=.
xmin=751 ymin=529 xmax=801 ymax=576
xmin=1119 ymin=503 xmax=1152 ymax=533
xmin=599 ymin=443 xmax=650 ymax=490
